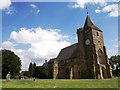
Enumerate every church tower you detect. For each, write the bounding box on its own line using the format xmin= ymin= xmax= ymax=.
xmin=77 ymin=15 xmax=112 ymax=79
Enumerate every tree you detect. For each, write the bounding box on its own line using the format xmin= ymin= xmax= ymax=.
xmin=28 ymin=62 xmax=33 ymax=76
xmin=28 ymin=62 xmax=36 ymax=77
xmin=2 ymin=49 xmax=21 ymax=79
xmin=109 ymin=55 xmax=120 ymax=77
xmin=33 ymin=62 xmax=36 ymax=77
xmin=34 ymin=66 xmax=48 ymax=79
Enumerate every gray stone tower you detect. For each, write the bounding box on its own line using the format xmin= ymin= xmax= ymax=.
xmin=77 ymin=15 xmax=112 ymax=79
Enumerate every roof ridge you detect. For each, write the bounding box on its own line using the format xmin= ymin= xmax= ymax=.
xmin=61 ymin=43 xmax=78 ymax=50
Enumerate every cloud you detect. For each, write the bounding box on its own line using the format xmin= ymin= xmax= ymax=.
xmin=107 ymin=39 xmax=118 ymax=58
xmin=70 ymin=0 xmax=107 ymax=9
xmin=30 ymin=4 xmax=37 ymax=8
xmin=70 ymin=3 xmax=81 ymax=8
xmin=2 ymin=41 xmax=15 ymax=49
xmin=95 ymin=4 xmax=119 ymax=17
xmin=36 ymin=10 xmax=40 ymax=14
xmin=102 ymin=4 xmax=118 ymax=17
xmin=69 ymin=0 xmax=119 ymax=17
xmin=0 ymin=0 xmax=11 ymax=10
xmin=0 ymin=0 xmax=16 ymax=15
xmin=95 ymin=4 xmax=118 ymax=17
xmin=3 ymin=27 xmax=71 ymax=70
xmin=95 ymin=9 xmax=101 ymax=13
xmin=30 ymin=4 xmax=40 ymax=14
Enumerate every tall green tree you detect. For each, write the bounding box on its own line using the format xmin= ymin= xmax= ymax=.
xmin=33 ymin=62 xmax=36 ymax=77
xmin=2 ymin=49 xmax=21 ymax=79
xmin=34 ymin=66 xmax=48 ymax=79
xmin=109 ymin=55 xmax=120 ymax=77
xmin=28 ymin=62 xmax=36 ymax=77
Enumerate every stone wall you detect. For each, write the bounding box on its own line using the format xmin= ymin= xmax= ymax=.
xmin=46 ymin=25 xmax=112 ymax=79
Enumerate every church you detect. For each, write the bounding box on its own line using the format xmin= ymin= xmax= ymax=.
xmin=44 ymin=15 xmax=113 ymax=79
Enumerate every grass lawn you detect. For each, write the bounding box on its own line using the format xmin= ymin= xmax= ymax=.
xmin=1 ymin=78 xmax=119 ymax=88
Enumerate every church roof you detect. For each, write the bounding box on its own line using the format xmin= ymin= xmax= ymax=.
xmin=84 ymin=15 xmax=102 ymax=32
xmin=57 ymin=43 xmax=78 ymax=61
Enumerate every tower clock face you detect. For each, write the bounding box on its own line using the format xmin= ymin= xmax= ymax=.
xmin=85 ymin=39 xmax=90 ymax=45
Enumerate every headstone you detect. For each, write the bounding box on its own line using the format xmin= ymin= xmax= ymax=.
xmin=6 ymin=72 xmax=11 ymax=81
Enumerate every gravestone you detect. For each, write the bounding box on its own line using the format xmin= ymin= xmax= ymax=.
xmin=6 ymin=72 xmax=11 ymax=81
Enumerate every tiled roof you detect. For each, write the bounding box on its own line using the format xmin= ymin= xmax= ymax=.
xmin=57 ymin=43 xmax=78 ymax=60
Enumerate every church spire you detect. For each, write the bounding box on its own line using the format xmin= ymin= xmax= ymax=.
xmin=83 ymin=15 xmax=102 ymax=31
xmin=84 ymin=15 xmax=94 ymax=27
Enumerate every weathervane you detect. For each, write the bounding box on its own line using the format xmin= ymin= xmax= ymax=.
xmin=86 ymin=6 xmax=89 ymax=15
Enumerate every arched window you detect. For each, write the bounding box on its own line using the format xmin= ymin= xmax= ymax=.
xmin=98 ymin=49 xmax=106 ymax=65
xmin=97 ymin=32 xmax=99 ymax=36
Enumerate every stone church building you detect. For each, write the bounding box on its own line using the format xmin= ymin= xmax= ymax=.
xmin=44 ymin=15 xmax=112 ymax=79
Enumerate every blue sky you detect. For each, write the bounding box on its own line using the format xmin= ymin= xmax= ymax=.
xmin=1 ymin=0 xmax=119 ymax=70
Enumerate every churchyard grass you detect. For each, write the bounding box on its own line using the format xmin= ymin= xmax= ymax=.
xmin=0 ymin=79 xmax=2 ymax=89
xmin=2 ymin=78 xmax=118 ymax=88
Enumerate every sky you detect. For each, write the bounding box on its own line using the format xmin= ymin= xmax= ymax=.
xmin=1 ymin=0 xmax=119 ymax=71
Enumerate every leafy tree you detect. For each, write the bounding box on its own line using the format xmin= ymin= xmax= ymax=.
xmin=28 ymin=62 xmax=36 ymax=77
xmin=34 ymin=66 xmax=48 ymax=79
xmin=33 ymin=62 xmax=36 ymax=77
xmin=109 ymin=55 xmax=120 ymax=77
xmin=2 ymin=49 xmax=21 ymax=79
xmin=28 ymin=62 xmax=33 ymax=76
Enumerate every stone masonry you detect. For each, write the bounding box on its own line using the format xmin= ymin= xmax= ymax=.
xmin=44 ymin=15 xmax=113 ymax=79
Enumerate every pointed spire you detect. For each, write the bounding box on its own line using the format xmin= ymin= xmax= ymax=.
xmin=84 ymin=15 xmax=94 ymax=27
xmin=84 ymin=15 xmax=102 ymax=31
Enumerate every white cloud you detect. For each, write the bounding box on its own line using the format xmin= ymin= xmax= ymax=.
xmin=30 ymin=4 xmax=40 ymax=14
xmin=14 ymin=49 xmax=35 ymax=71
xmin=95 ymin=4 xmax=119 ymax=17
xmin=95 ymin=9 xmax=101 ymax=13
xmin=30 ymin=4 xmax=37 ymax=8
xmin=107 ymin=48 xmax=118 ymax=58
xmin=7 ymin=27 xmax=71 ymax=70
xmin=102 ymin=4 xmax=118 ymax=17
xmin=0 ymin=0 xmax=11 ymax=10
xmin=37 ymin=9 xmax=40 ymax=14
xmin=70 ymin=0 xmax=107 ymax=9
xmin=69 ymin=0 xmax=119 ymax=17
xmin=70 ymin=3 xmax=81 ymax=8
xmin=2 ymin=41 xmax=15 ymax=49
xmin=107 ymin=39 xmax=118 ymax=58
xmin=0 ymin=0 xmax=16 ymax=15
